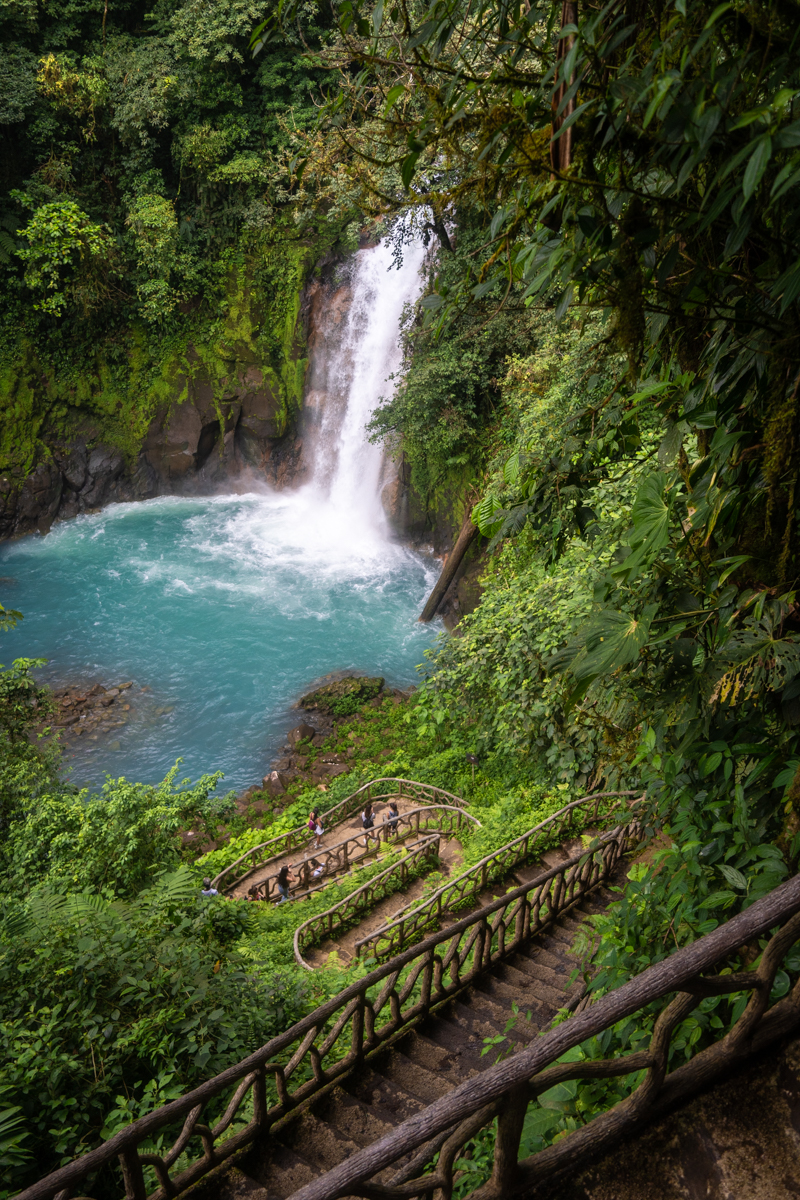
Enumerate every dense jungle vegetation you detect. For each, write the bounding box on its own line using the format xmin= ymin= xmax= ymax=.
xmin=4 ymin=0 xmax=800 ymax=1193
xmin=0 ymin=0 xmax=362 ymax=474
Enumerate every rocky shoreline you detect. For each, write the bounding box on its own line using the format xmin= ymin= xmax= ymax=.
xmin=239 ymin=674 xmax=407 ymax=808
xmin=48 ymin=679 xmax=141 ymax=746
xmin=44 ymin=671 xmax=406 ymax=822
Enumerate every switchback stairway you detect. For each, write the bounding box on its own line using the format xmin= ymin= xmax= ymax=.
xmin=209 ymin=877 xmax=616 ymax=1200
xmin=18 ymin=801 xmax=800 ymax=1200
xmin=15 ymin=791 xmax=645 ymax=1200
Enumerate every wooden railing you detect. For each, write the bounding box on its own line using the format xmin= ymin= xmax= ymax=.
xmin=236 ymin=804 xmax=480 ymax=904
xmin=294 ymin=835 xmax=443 ymax=968
xmin=14 ymin=815 xmax=637 ymax=1200
xmin=354 ymin=789 xmax=639 ymax=961
xmin=286 ymin=873 xmax=800 ymax=1200
xmin=211 ymin=778 xmax=469 ymax=892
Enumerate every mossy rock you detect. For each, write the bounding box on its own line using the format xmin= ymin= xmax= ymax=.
xmin=300 ymin=676 xmax=385 ymax=716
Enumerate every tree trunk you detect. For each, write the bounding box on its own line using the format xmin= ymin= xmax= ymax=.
xmin=419 ymin=515 xmax=479 ymax=622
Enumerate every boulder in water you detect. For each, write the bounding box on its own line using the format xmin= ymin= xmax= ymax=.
xmin=300 ymin=676 xmax=384 ymax=716
xmin=288 ymin=722 xmax=316 ymax=747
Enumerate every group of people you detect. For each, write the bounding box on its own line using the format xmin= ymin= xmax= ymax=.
xmin=239 ymin=798 xmax=404 ymax=907
xmin=246 ymin=857 xmax=325 ymax=904
xmin=360 ymin=799 xmax=400 ymax=843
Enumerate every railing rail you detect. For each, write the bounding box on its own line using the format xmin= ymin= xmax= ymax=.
xmin=211 ymin=778 xmax=469 ymax=892
xmin=234 ymin=804 xmax=480 ymax=904
xmin=285 ymin=872 xmax=800 ymax=1200
xmin=354 ymin=789 xmax=640 ymax=960
xmin=294 ymin=835 xmax=443 ymax=968
xmin=14 ymin=815 xmax=638 ymax=1200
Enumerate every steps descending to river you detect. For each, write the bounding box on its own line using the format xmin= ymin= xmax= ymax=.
xmin=191 ymin=850 xmax=622 ymax=1200
xmin=301 ymin=838 xmax=598 ymax=968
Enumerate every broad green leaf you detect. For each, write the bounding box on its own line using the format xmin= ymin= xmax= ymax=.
xmin=384 ymin=84 xmax=405 ymax=115
xmin=742 ymin=135 xmax=772 ymax=200
xmin=571 ymin=604 xmax=658 ymax=681
xmin=503 ymin=451 xmax=521 ymax=485
xmin=718 ymin=864 xmax=747 ymax=890
xmin=614 ymin=472 xmax=675 ymax=582
xmin=698 ymin=889 xmax=737 ymax=908
xmin=401 ymin=152 xmax=420 ymax=190
xmin=472 ymin=494 xmax=504 ymax=536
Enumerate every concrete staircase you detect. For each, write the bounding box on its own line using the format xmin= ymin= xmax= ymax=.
xmin=192 ymin=871 xmax=616 ymax=1200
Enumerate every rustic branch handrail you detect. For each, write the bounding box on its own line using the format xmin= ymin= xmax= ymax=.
xmin=233 ymin=804 xmax=480 ymax=903
xmin=354 ymin=789 xmax=641 ymax=960
xmin=293 ymin=835 xmax=443 ymax=968
xmin=15 ymin=817 xmax=637 ymax=1200
xmin=211 ymin=778 xmax=469 ymax=891
xmin=284 ymin=873 xmax=800 ymax=1200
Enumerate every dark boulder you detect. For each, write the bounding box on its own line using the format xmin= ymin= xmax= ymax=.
xmin=300 ymin=675 xmax=385 ymax=716
xmin=262 ymin=770 xmax=288 ymax=796
xmin=16 ymin=462 xmax=63 ymax=532
xmin=288 ymin=722 xmax=317 ymax=747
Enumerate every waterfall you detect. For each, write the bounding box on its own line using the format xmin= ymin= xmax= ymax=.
xmin=1 ymin=237 xmax=439 ymax=790
xmin=304 ymin=236 xmax=427 ymax=536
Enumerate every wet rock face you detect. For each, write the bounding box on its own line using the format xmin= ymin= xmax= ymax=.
xmin=1 ymin=356 xmax=306 ymax=539
xmin=15 ymin=462 xmax=63 ymax=533
xmin=1 ymin=438 xmax=159 ymax=539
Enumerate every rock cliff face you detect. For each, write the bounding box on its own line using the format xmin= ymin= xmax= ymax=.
xmin=0 ymin=243 xmax=467 ymax=561
xmin=0 ymin=273 xmax=310 ymax=539
xmin=0 ymin=369 xmax=305 ymax=539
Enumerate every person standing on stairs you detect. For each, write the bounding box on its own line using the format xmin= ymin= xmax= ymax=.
xmin=361 ymin=800 xmax=378 ymax=847
xmin=308 ymin=807 xmax=324 ymax=850
xmin=384 ymin=800 xmax=400 ymax=837
xmin=276 ymin=864 xmax=294 ymax=903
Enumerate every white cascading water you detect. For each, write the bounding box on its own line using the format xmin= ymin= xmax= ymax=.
xmin=306 ymin=235 xmax=428 ymax=539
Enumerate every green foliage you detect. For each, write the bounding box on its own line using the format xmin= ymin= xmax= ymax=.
xmin=0 ymin=0 xmax=350 ymax=481
xmin=4 ymin=761 xmax=235 ymax=897
xmin=15 ymin=198 xmax=116 ymax=316
xmin=125 ymin=194 xmax=181 ymax=323
xmin=0 ymin=656 xmax=57 ymax=846
xmin=0 ymin=868 xmax=311 ymax=1194
xmin=300 ymin=675 xmax=385 ymax=716
xmin=368 ymin=219 xmax=542 ymax=502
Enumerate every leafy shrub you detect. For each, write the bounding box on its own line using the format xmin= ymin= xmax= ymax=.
xmin=4 ymin=761 xmax=234 ymax=897
xmin=0 ymin=868 xmax=313 ymax=1196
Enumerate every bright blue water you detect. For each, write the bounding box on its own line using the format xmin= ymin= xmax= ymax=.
xmin=0 ymin=491 xmax=439 ymax=791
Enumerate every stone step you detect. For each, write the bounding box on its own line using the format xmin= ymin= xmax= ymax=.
xmin=280 ymin=1111 xmax=362 ymax=1173
xmin=540 ymin=847 xmax=571 ymax=868
xmin=382 ymin=1045 xmax=454 ymax=1103
xmin=210 ymin=1166 xmax=270 ymax=1200
xmin=472 ymin=971 xmax=563 ymax=1027
xmin=439 ymin=996 xmax=514 ymax=1049
xmin=248 ymin=1141 xmax=318 ymax=1199
xmin=343 ymin=1065 xmax=428 ymax=1125
xmin=315 ymin=1086 xmax=395 ymax=1149
xmin=414 ymin=1012 xmax=489 ymax=1072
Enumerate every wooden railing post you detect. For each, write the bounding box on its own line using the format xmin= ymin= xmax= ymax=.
xmin=118 ymin=1149 xmax=147 ymax=1200
xmin=490 ymin=1083 xmax=528 ymax=1197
